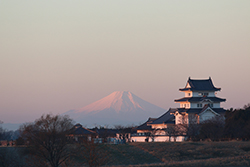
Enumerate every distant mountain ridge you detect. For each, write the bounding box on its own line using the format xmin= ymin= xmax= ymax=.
xmin=64 ymin=91 xmax=166 ymax=127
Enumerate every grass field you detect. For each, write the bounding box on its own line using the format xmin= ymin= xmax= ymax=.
xmin=1 ymin=141 xmax=250 ymax=166
xmin=106 ymin=141 xmax=250 ymax=167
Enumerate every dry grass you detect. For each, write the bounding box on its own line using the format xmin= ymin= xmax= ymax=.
xmin=2 ymin=141 xmax=250 ymax=166
xmin=125 ymin=141 xmax=250 ymax=167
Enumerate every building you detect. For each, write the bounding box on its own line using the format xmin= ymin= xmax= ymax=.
xmin=131 ymin=77 xmax=226 ymax=142
xmin=174 ymin=77 xmax=226 ymax=124
xmin=67 ymin=123 xmax=97 ymax=142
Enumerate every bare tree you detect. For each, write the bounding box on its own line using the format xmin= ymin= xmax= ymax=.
xmin=0 ymin=120 xmax=4 ymax=141
xmin=243 ymin=103 xmax=250 ymax=110
xmin=143 ymin=129 xmax=160 ymax=142
xmin=185 ymin=114 xmax=200 ymax=141
xmin=76 ymin=139 xmax=109 ymax=167
xmin=165 ymin=125 xmax=181 ymax=142
xmin=199 ymin=115 xmax=225 ymax=141
xmin=20 ymin=114 xmax=74 ymax=167
xmin=150 ymin=128 xmax=160 ymax=142
xmin=176 ymin=113 xmax=201 ymax=141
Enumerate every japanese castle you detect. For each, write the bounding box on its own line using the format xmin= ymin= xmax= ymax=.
xmin=131 ymin=77 xmax=226 ymax=142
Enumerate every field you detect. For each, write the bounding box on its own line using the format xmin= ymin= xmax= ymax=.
xmin=1 ymin=141 xmax=250 ymax=167
xmin=105 ymin=141 xmax=250 ymax=167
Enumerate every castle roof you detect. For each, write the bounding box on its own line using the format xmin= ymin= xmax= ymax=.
xmin=179 ymin=77 xmax=221 ymax=91
xmin=149 ymin=109 xmax=176 ymax=125
xmin=182 ymin=107 xmax=226 ymax=114
xmin=136 ymin=118 xmax=157 ymax=130
xmin=174 ymin=96 xmax=226 ymax=103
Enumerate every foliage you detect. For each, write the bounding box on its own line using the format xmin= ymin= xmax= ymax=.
xmin=20 ymin=114 xmax=74 ymax=167
xmin=224 ymin=104 xmax=250 ymax=140
xmin=199 ymin=115 xmax=225 ymax=141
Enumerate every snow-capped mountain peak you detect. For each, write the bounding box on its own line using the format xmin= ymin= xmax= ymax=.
xmin=75 ymin=91 xmax=143 ymax=114
xmin=64 ymin=91 xmax=166 ymax=126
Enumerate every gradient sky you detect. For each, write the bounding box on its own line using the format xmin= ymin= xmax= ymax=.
xmin=1 ymin=0 xmax=250 ymax=124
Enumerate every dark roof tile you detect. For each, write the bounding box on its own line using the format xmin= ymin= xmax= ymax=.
xmin=136 ymin=118 xmax=157 ymax=130
xmin=68 ymin=124 xmax=96 ymax=135
xmin=174 ymin=97 xmax=226 ymax=102
xmin=150 ymin=109 xmax=176 ymax=125
xmin=180 ymin=77 xmax=221 ymax=91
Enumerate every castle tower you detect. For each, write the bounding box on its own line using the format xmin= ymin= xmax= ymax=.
xmin=174 ymin=77 xmax=226 ymax=109
xmin=174 ymin=77 xmax=226 ymax=123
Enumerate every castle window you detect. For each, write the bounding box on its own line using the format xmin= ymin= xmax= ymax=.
xmin=197 ymin=104 xmax=202 ymax=107
xmin=199 ymin=92 xmax=208 ymax=96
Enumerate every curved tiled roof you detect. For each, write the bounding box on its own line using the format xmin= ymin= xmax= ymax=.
xmin=136 ymin=118 xmax=157 ymax=130
xmin=174 ymin=96 xmax=226 ymax=103
xmin=150 ymin=108 xmax=176 ymax=125
xmin=179 ymin=77 xmax=221 ymax=91
xmin=184 ymin=107 xmax=226 ymax=114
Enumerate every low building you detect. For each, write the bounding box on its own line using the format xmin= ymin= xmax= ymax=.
xmin=67 ymin=123 xmax=97 ymax=142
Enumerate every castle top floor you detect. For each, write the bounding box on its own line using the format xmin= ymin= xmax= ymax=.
xmin=179 ymin=77 xmax=221 ymax=95
xmin=175 ymin=77 xmax=226 ymax=109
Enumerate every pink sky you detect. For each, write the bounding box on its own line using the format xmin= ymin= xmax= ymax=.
xmin=0 ymin=0 xmax=250 ymax=124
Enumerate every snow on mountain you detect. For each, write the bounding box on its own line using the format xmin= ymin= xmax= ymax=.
xmin=64 ymin=91 xmax=166 ymax=127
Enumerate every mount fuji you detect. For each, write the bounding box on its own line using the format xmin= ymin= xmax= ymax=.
xmin=64 ymin=91 xmax=166 ymax=127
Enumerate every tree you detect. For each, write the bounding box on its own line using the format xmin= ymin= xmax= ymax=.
xmin=20 ymin=114 xmax=74 ymax=167
xmin=144 ymin=129 xmax=160 ymax=142
xmin=224 ymin=105 xmax=250 ymax=140
xmin=199 ymin=115 xmax=225 ymax=141
xmin=165 ymin=125 xmax=181 ymax=142
xmin=0 ymin=120 xmax=4 ymax=141
xmin=185 ymin=114 xmax=200 ymax=141
xmin=76 ymin=139 xmax=109 ymax=167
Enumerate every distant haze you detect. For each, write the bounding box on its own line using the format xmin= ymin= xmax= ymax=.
xmin=0 ymin=1 xmax=250 ymax=125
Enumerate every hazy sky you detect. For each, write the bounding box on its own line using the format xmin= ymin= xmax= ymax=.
xmin=1 ymin=0 xmax=250 ymax=124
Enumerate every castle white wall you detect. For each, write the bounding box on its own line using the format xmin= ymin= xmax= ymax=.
xmin=190 ymin=102 xmax=220 ymax=108
xmin=180 ymin=102 xmax=191 ymax=109
xmin=185 ymin=91 xmax=192 ymax=97
xmin=131 ymin=136 xmax=185 ymax=142
xmin=213 ymin=103 xmax=220 ymax=108
xmin=151 ymin=124 xmax=167 ymax=129
xmin=199 ymin=110 xmax=217 ymax=122
xmin=209 ymin=92 xmax=215 ymax=97
xmin=191 ymin=91 xmax=215 ymax=97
